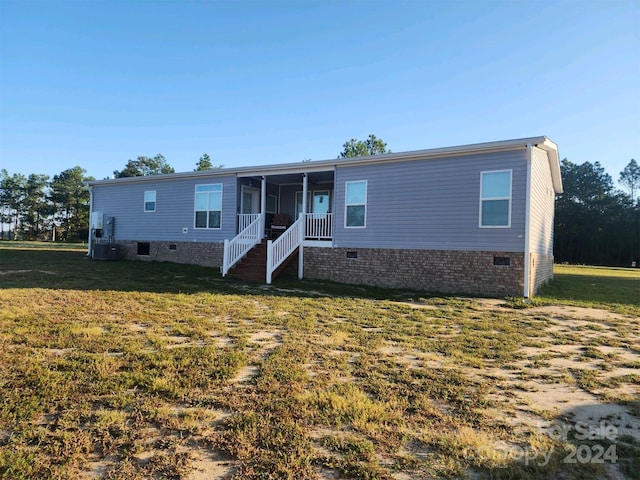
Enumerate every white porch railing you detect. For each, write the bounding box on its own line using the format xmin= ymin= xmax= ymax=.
xmin=238 ymin=213 xmax=260 ymax=232
xmin=266 ymin=215 xmax=304 ymax=284
xmin=222 ymin=213 xmax=263 ymax=277
xmin=305 ymin=213 xmax=333 ymax=239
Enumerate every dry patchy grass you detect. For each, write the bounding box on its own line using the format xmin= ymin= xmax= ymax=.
xmin=0 ymin=247 xmax=638 ymax=479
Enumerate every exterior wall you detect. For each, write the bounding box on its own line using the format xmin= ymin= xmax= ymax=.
xmin=529 ymin=147 xmax=556 ymax=256
xmin=92 ymin=174 xmax=237 ymax=243
xmin=304 ymin=247 xmax=525 ymax=296
xmin=332 ymin=149 xmax=528 ymax=252
xmin=88 ymin=141 xmax=561 ymax=297
xmin=526 ymin=147 xmax=556 ymax=294
xmin=530 ymin=252 xmax=554 ymax=294
xmin=115 ymin=240 xmax=223 ymax=267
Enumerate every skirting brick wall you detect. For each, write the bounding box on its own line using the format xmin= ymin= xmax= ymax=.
xmin=108 ymin=240 xmax=534 ymax=297
xmin=303 ymin=247 xmax=525 ymax=297
xmin=530 ymin=253 xmax=554 ymax=294
xmin=115 ymin=240 xmax=223 ymax=268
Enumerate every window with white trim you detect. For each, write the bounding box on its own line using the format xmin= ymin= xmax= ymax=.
xmin=144 ymin=191 xmax=156 ymax=212
xmin=480 ymin=170 xmax=511 ymax=227
xmin=194 ymin=184 xmax=222 ymax=229
xmin=345 ymin=180 xmax=367 ymax=228
xmin=266 ymin=195 xmax=277 ymax=215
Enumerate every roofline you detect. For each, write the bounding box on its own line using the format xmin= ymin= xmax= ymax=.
xmin=533 ymin=137 xmax=563 ymax=193
xmin=87 ymin=136 xmax=561 ymax=188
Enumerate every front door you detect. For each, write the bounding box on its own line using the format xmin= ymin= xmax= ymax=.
xmin=308 ymin=190 xmax=332 ymax=239
xmin=313 ymin=191 xmax=330 ymax=214
xmin=239 ymin=186 xmax=260 ymax=231
xmin=241 ymin=186 xmax=260 ymax=214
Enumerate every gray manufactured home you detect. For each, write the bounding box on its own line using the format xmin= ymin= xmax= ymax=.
xmin=87 ymin=136 xmax=562 ymax=297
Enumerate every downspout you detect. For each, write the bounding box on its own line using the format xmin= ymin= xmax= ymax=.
xmin=299 ymin=173 xmax=308 ymax=279
xmin=523 ymin=144 xmax=532 ymax=298
xmin=87 ymin=185 xmax=93 ymax=257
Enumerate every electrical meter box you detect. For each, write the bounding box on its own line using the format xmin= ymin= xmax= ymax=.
xmin=104 ymin=217 xmax=115 ymax=237
xmin=91 ymin=212 xmax=104 ymax=229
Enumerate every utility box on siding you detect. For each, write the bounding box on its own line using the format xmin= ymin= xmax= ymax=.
xmin=91 ymin=212 xmax=103 ymax=229
xmin=104 ymin=217 xmax=115 ymax=237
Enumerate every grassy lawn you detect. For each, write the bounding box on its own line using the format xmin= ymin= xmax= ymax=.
xmin=0 ymin=240 xmax=87 ymax=251
xmin=0 ymin=246 xmax=638 ymax=479
xmin=537 ymin=264 xmax=640 ymax=315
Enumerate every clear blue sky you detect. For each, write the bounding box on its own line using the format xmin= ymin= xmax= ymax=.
xmin=1 ymin=0 xmax=638 ymax=187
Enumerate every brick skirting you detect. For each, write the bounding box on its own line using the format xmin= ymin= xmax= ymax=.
xmin=108 ymin=241 xmax=545 ymax=297
xmin=115 ymin=240 xmax=223 ymax=268
xmin=303 ymin=247 xmax=526 ymax=297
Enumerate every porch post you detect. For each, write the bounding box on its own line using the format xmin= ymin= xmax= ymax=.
xmin=298 ymin=220 xmax=304 ymax=280
xmin=299 ymin=173 xmax=308 ymax=279
xmin=266 ymin=239 xmax=273 ymax=284
xmin=260 ymin=176 xmax=267 ymax=237
xmin=301 ymin=173 xmax=308 ymax=219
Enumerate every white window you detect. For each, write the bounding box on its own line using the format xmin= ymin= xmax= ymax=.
xmin=266 ymin=195 xmax=277 ymax=215
xmin=144 ymin=191 xmax=156 ymax=212
xmin=194 ymin=184 xmax=222 ymax=229
xmin=345 ymin=180 xmax=367 ymax=228
xmin=480 ymin=170 xmax=511 ymax=227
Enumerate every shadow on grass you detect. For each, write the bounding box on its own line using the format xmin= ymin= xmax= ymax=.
xmin=0 ymin=247 xmax=424 ymax=300
xmin=468 ymin=396 xmax=640 ymax=480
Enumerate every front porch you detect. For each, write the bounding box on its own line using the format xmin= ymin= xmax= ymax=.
xmin=238 ymin=213 xmax=334 ymax=242
xmin=223 ymin=168 xmax=335 ymax=283
xmin=224 ymin=211 xmax=332 ymax=284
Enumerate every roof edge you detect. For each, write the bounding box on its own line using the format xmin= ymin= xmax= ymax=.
xmin=533 ymin=137 xmax=563 ymax=193
xmin=87 ymin=136 xmax=558 ymax=186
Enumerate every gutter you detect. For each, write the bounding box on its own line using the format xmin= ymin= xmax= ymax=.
xmin=87 ymin=185 xmax=93 ymax=257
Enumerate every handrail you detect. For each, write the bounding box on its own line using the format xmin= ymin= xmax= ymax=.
xmin=222 ymin=214 xmax=263 ymax=277
xmin=238 ymin=213 xmax=260 ymax=232
xmin=266 ymin=215 xmax=304 ymax=284
xmin=305 ymin=213 xmax=333 ymax=239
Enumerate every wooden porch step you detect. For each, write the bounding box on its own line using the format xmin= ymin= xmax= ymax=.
xmin=226 ymin=240 xmax=267 ymax=282
xmin=226 ymin=240 xmax=298 ymax=283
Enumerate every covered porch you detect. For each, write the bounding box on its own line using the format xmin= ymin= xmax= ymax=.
xmin=222 ymin=168 xmax=335 ymax=284
xmin=237 ymin=212 xmax=334 ymax=242
xmin=235 ymin=169 xmax=335 ymax=242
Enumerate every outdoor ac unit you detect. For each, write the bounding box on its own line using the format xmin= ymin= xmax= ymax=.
xmin=92 ymin=244 xmax=120 ymax=261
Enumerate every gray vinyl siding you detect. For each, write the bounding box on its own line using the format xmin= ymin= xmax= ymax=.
xmin=529 ymin=147 xmax=555 ymax=256
xmin=92 ymin=175 xmax=237 ymax=242
xmin=333 ymin=149 xmax=528 ymax=252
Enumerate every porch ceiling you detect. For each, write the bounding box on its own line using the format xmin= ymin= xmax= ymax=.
xmin=241 ymin=170 xmax=334 ymax=185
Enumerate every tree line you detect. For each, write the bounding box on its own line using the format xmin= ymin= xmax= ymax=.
xmin=112 ymin=153 xmax=223 ymax=178
xmin=555 ymin=158 xmax=639 ymax=267
xmin=1 ymin=138 xmax=638 ymax=267
xmin=0 ymin=166 xmax=93 ymax=241
xmin=0 ymin=154 xmax=218 ymax=241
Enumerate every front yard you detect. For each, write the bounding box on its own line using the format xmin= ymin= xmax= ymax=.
xmin=0 ymin=245 xmax=638 ymax=479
